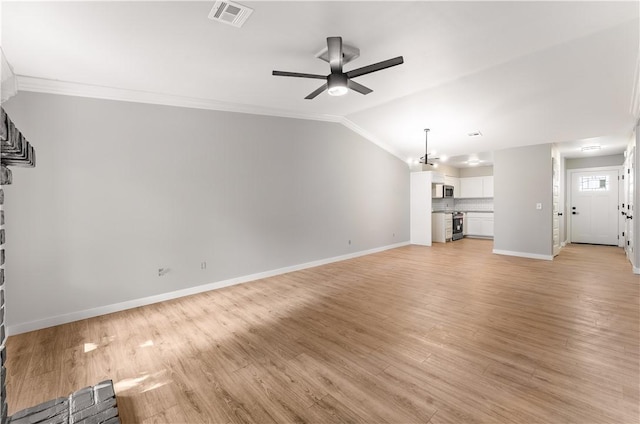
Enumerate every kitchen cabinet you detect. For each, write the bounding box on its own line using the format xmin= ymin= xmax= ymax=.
xmin=462 ymin=213 xmax=468 ymax=235
xmin=459 ymin=176 xmax=493 ymax=198
xmin=432 ymin=213 xmax=452 ymax=243
xmin=482 ymin=176 xmax=494 ymax=197
xmin=465 ymin=212 xmax=494 ymax=238
xmin=460 ymin=177 xmax=483 ymax=198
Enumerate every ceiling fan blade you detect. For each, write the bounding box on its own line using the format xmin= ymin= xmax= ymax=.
xmin=327 ymin=37 xmax=343 ymax=73
xmin=347 ymin=80 xmax=373 ymax=95
xmin=272 ymin=70 xmax=326 ymax=80
xmin=345 ymin=56 xmax=404 ymax=79
xmin=305 ymin=83 xmax=328 ymax=99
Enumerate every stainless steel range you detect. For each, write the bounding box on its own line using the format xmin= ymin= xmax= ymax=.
xmin=452 ymin=212 xmax=464 ymax=240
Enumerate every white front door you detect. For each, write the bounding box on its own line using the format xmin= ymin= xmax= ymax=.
xmin=570 ymin=170 xmax=619 ymax=245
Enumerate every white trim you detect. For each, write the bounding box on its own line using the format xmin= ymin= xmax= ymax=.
xmin=630 ymin=53 xmax=640 ymax=120
xmin=7 ymin=241 xmax=409 ymax=336
xmin=17 ymin=75 xmax=342 ymax=123
xmin=634 ymin=266 xmax=640 ymax=275
xmin=16 ymin=75 xmax=407 ymax=161
xmin=492 ymin=249 xmax=554 ymax=261
xmin=339 ymin=117 xmax=405 ymax=160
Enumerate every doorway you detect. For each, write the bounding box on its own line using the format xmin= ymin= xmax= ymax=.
xmin=568 ymin=168 xmax=620 ymax=245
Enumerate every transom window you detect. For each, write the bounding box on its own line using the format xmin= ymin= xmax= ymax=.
xmin=579 ymin=175 xmax=609 ymax=191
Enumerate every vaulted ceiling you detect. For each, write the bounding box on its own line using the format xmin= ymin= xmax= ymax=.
xmin=2 ymin=1 xmax=638 ymax=166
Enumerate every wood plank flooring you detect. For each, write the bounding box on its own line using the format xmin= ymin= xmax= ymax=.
xmin=6 ymin=239 xmax=640 ymax=423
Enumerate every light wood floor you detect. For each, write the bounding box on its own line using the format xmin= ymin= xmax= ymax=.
xmin=6 ymin=239 xmax=640 ymax=423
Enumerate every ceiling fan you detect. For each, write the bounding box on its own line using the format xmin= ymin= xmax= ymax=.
xmin=272 ymin=36 xmax=404 ymax=99
xmin=421 ymin=129 xmax=439 ymax=166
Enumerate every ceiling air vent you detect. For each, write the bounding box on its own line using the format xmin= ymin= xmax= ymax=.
xmin=208 ymin=1 xmax=253 ymax=28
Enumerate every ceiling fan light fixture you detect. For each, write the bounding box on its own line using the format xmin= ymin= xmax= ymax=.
xmin=327 ymin=73 xmax=348 ymax=96
xmin=328 ymin=85 xmax=348 ymax=96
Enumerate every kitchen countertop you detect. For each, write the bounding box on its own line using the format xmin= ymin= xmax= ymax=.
xmin=432 ymin=210 xmax=494 ymax=213
xmin=459 ymin=210 xmax=494 ymax=213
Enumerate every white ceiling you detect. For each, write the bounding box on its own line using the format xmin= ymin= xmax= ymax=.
xmin=2 ymin=1 xmax=639 ymax=166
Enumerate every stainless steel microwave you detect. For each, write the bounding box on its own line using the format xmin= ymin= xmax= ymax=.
xmin=433 ymin=184 xmax=454 ymax=198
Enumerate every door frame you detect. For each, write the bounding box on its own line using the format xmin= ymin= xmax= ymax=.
xmin=566 ymin=165 xmax=623 ymax=244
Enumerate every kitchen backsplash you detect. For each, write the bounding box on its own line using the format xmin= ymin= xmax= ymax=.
xmin=433 ymin=197 xmax=494 ymax=212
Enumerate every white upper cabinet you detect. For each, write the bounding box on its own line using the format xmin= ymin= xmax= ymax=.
xmin=460 ymin=177 xmax=484 ymax=198
xmin=482 ymin=176 xmax=494 ymax=197
xmin=459 ymin=176 xmax=493 ymax=198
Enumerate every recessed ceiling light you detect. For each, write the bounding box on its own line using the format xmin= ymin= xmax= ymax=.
xmin=467 ymin=131 xmax=483 ymax=137
xmin=581 ymin=145 xmax=601 ymax=152
xmin=466 ymin=158 xmax=483 ymax=166
xmin=440 ymin=155 xmax=448 ymax=162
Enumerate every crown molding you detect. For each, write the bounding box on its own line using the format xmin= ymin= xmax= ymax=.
xmin=339 ymin=117 xmax=405 ymax=161
xmin=16 ymin=75 xmax=344 ymax=124
xmin=16 ymin=75 xmax=406 ymax=162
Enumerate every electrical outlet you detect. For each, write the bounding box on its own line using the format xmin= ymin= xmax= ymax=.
xmin=348 ymin=240 xmax=351 ymax=245
xmin=201 ymin=261 xmax=207 ymax=270
xmin=158 ymin=268 xmax=169 ymax=277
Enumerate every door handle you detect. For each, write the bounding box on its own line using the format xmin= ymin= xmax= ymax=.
xmin=557 ymin=212 xmax=563 ymax=216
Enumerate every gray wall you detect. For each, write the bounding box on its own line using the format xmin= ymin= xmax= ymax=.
xmin=494 ymin=144 xmax=553 ymax=257
xmin=565 ymin=154 xmax=624 ymax=169
xmin=459 ymin=166 xmax=493 ymax=178
xmin=3 ymin=92 xmax=409 ymax=330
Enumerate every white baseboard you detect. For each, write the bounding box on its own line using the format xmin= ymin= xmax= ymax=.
xmin=492 ymin=249 xmax=554 ymax=261
xmin=634 ymin=266 xmax=640 ymax=275
xmin=7 ymin=241 xmax=410 ymax=336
